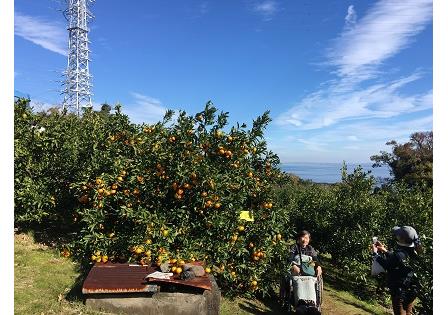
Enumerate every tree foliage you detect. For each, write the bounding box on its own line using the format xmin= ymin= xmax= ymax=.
xmin=14 ymin=98 xmax=290 ymax=297
xmin=278 ymin=167 xmax=432 ymax=313
xmin=370 ymin=131 xmax=433 ymax=187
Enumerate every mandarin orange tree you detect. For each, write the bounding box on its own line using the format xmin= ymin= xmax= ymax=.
xmin=66 ymin=101 xmax=291 ymax=296
xmin=14 ymin=99 xmax=136 ymax=226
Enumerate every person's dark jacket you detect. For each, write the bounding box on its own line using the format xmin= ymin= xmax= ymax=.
xmin=374 ymin=246 xmax=418 ymax=294
xmin=289 ymin=243 xmax=321 ymax=267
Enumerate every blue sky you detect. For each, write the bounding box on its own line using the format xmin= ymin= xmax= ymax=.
xmin=14 ymin=0 xmax=433 ymax=163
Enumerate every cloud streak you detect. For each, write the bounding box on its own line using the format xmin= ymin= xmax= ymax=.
xmin=272 ymin=114 xmax=432 ymax=163
xmin=277 ymin=74 xmax=432 ymax=130
xmin=123 ymin=92 xmax=169 ymax=125
xmin=277 ymin=0 xmax=432 ymax=131
xmin=253 ymin=0 xmax=278 ymax=21
xmin=14 ymin=12 xmax=67 ymax=56
xmin=328 ymin=0 xmax=432 ymax=80
xmin=344 ymin=5 xmax=357 ymax=29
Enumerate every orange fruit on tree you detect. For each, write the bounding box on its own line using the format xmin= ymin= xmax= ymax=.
xmin=135 ymin=247 xmax=143 ymax=254
xmin=175 ymin=267 xmax=183 ymax=274
xmin=205 ymin=200 xmax=213 ymax=208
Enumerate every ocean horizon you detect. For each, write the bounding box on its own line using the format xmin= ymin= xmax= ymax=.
xmin=279 ymin=162 xmax=390 ymax=184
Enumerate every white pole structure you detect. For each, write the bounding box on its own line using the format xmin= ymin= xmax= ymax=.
xmin=62 ymin=0 xmax=94 ymax=115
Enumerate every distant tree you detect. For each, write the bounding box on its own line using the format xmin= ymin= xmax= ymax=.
xmin=370 ymin=131 xmax=432 ymax=187
xmin=99 ymin=103 xmax=112 ymax=115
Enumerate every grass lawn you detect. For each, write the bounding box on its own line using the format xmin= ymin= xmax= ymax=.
xmin=14 ymin=232 xmax=392 ymax=314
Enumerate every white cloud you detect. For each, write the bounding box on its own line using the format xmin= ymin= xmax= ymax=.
xmin=322 ymin=115 xmax=432 ymax=145
xmin=29 ymin=100 xmax=59 ymax=112
xmin=14 ymin=12 xmax=67 ymax=56
xmin=277 ymin=74 xmax=432 ymax=130
xmin=344 ymin=5 xmax=357 ymax=28
xmin=271 ymin=114 xmax=432 ymax=163
xmin=253 ymin=0 xmax=278 ymax=21
xmin=328 ymin=0 xmax=432 ymax=80
xmin=296 ymin=138 xmax=329 ymax=152
xmin=123 ymin=92 xmax=169 ymax=125
xmin=277 ymin=0 xmax=432 ymax=131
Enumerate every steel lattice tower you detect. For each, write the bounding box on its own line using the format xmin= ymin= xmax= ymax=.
xmin=62 ymin=0 xmax=94 ymax=115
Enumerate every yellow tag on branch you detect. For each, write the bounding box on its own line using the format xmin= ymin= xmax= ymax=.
xmin=239 ymin=211 xmax=254 ymax=222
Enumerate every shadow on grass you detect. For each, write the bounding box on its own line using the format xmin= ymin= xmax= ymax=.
xmin=224 ymin=290 xmax=290 ymax=315
xmin=237 ymin=299 xmax=287 ymax=315
xmin=320 ymin=257 xmax=384 ymax=302
xmin=16 ymin=219 xmax=77 ymax=250
xmin=65 ymin=269 xmax=90 ymax=303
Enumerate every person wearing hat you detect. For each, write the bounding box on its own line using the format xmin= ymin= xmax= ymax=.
xmin=372 ymin=226 xmax=423 ymax=315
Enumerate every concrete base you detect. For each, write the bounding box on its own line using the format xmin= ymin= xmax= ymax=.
xmin=85 ymin=275 xmax=220 ymax=315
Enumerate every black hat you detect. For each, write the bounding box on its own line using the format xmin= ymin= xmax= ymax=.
xmin=392 ymin=226 xmax=418 ymax=247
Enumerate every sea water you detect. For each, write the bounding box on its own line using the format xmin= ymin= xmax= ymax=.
xmin=280 ymin=162 xmax=390 ymax=184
